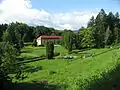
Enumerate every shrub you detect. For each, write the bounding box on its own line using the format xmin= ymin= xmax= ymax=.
xmin=46 ymin=41 xmax=54 ymax=59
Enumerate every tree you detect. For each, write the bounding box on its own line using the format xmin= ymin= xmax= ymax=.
xmin=0 ymin=24 xmax=8 ymax=41
xmin=87 ymin=16 xmax=95 ymax=28
xmin=23 ymin=26 xmax=34 ymax=42
xmin=74 ymin=33 xmax=81 ymax=49
xmin=63 ymin=30 xmax=74 ymax=52
xmin=114 ymin=27 xmax=120 ymax=43
xmin=114 ymin=12 xmax=120 ymax=43
xmin=79 ymin=27 xmax=95 ymax=48
xmin=46 ymin=41 xmax=54 ymax=59
xmin=32 ymin=39 xmax=37 ymax=47
xmin=104 ymin=26 xmax=111 ymax=45
xmin=0 ymin=45 xmax=3 ymax=87
xmin=33 ymin=26 xmax=52 ymax=38
xmin=2 ymin=22 xmax=25 ymax=50
xmin=114 ymin=12 xmax=120 ymax=28
xmin=106 ymin=12 xmax=116 ymax=44
xmin=0 ymin=42 xmax=21 ymax=89
xmin=92 ymin=9 xmax=107 ymax=48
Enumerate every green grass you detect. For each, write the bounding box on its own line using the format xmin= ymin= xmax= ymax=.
xmin=21 ymin=45 xmax=67 ymax=57
xmin=13 ymin=45 xmax=120 ymax=90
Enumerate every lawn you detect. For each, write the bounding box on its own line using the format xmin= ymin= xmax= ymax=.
xmin=13 ymin=45 xmax=120 ymax=90
xmin=21 ymin=45 xmax=68 ymax=57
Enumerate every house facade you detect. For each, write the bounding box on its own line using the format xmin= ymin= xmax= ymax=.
xmin=37 ymin=36 xmax=62 ymax=46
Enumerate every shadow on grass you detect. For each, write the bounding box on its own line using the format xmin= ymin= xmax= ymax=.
xmin=21 ymin=50 xmax=32 ymax=53
xmin=23 ymin=65 xmax=43 ymax=73
xmin=17 ymin=57 xmax=45 ymax=64
xmin=78 ymin=48 xmax=92 ymax=52
xmin=12 ymin=81 xmax=68 ymax=90
xmin=25 ymin=57 xmax=41 ymax=60
xmin=80 ymin=63 xmax=120 ymax=90
xmin=70 ymin=48 xmax=92 ymax=54
xmin=17 ymin=57 xmax=40 ymax=62
xmin=92 ymin=48 xmax=114 ymax=57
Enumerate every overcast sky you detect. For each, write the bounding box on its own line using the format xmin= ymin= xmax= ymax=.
xmin=0 ymin=0 xmax=120 ymax=30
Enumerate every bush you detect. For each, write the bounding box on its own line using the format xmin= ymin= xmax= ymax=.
xmin=46 ymin=41 xmax=54 ymax=59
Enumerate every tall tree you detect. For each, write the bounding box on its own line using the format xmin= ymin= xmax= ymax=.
xmin=63 ymin=30 xmax=74 ymax=52
xmin=23 ymin=26 xmax=34 ymax=42
xmin=114 ymin=12 xmax=120 ymax=28
xmin=2 ymin=22 xmax=26 ymax=50
xmin=87 ymin=16 xmax=95 ymax=28
xmin=80 ymin=27 xmax=94 ymax=48
xmin=0 ymin=24 xmax=8 ymax=41
xmin=92 ymin=9 xmax=107 ymax=48
xmin=104 ymin=26 xmax=111 ymax=45
xmin=74 ymin=33 xmax=81 ymax=49
xmin=106 ymin=12 xmax=116 ymax=44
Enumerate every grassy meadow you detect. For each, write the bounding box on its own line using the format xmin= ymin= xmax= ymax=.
xmin=12 ymin=45 xmax=120 ymax=90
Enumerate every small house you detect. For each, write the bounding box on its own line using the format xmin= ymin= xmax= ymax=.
xmin=37 ymin=36 xmax=62 ymax=46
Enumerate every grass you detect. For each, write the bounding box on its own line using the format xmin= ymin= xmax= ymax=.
xmin=13 ymin=45 xmax=120 ymax=90
xmin=21 ymin=45 xmax=67 ymax=57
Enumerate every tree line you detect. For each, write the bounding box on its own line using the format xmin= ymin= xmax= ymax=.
xmin=0 ymin=9 xmax=119 ymax=52
xmin=62 ymin=9 xmax=120 ymax=52
xmin=0 ymin=22 xmax=62 ymax=50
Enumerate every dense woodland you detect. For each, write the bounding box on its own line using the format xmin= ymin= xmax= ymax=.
xmin=0 ymin=9 xmax=120 ymax=89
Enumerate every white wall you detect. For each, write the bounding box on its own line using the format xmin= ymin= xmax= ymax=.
xmin=37 ymin=39 xmax=41 ymax=46
xmin=37 ymin=39 xmax=61 ymax=46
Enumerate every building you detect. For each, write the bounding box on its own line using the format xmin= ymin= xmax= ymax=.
xmin=37 ymin=36 xmax=63 ymax=46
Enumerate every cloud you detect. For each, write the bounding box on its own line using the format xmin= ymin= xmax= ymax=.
xmin=0 ymin=0 xmax=98 ymax=30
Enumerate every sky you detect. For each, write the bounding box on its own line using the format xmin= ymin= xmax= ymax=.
xmin=0 ymin=0 xmax=120 ymax=30
xmin=31 ymin=0 xmax=120 ymax=12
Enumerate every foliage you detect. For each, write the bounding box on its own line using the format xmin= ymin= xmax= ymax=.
xmin=0 ymin=24 xmax=8 ymax=41
xmin=0 ymin=42 xmax=21 ymax=87
xmin=0 ymin=22 xmax=62 ymax=45
xmin=87 ymin=16 xmax=95 ymax=28
xmin=62 ymin=30 xmax=74 ymax=52
xmin=2 ymin=22 xmax=25 ymax=50
xmin=33 ymin=26 xmax=61 ymax=38
xmin=79 ymin=27 xmax=95 ymax=48
xmin=74 ymin=33 xmax=81 ymax=49
xmin=46 ymin=41 xmax=54 ymax=59
xmin=32 ymin=39 xmax=37 ymax=47
xmin=92 ymin=9 xmax=107 ymax=48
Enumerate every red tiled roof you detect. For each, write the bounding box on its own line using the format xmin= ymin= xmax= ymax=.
xmin=37 ymin=36 xmax=63 ymax=39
